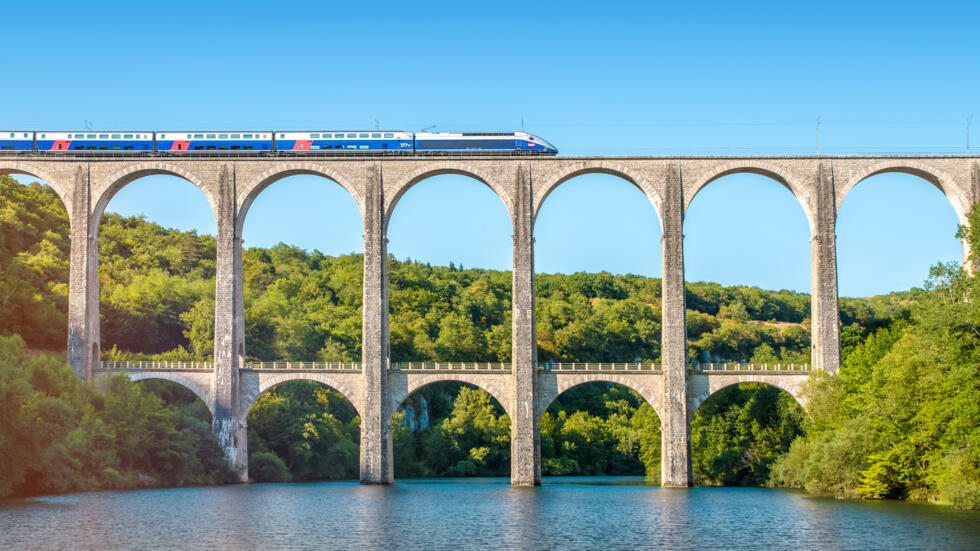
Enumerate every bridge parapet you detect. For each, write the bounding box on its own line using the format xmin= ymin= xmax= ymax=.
xmin=101 ymin=360 xmax=212 ymax=370
xmin=691 ymin=362 xmax=811 ymax=373
xmin=539 ymin=362 xmax=660 ymax=371
xmin=391 ymin=361 xmax=511 ymax=371
xmin=246 ymin=361 xmax=362 ymax=371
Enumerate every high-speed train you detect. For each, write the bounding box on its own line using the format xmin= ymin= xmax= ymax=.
xmin=0 ymin=130 xmax=558 ymax=154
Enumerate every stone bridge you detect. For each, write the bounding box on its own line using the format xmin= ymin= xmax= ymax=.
xmin=5 ymin=152 xmax=977 ymax=487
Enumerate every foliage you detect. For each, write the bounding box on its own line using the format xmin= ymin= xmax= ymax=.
xmin=0 ymin=334 xmax=235 ymax=498
xmin=770 ymin=204 xmax=980 ymax=509
xmin=691 ymin=383 xmax=803 ymax=486
xmin=246 ymin=381 xmax=359 ymax=482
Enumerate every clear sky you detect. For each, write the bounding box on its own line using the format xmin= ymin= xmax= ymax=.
xmin=3 ymin=1 xmax=977 ymax=297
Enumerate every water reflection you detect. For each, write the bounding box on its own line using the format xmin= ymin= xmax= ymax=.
xmin=2 ymin=478 xmax=978 ymax=550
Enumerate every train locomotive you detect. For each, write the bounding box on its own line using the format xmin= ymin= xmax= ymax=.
xmin=0 ymin=130 xmax=557 ymax=155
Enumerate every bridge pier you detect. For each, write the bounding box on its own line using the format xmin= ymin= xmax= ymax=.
xmin=511 ymin=164 xmax=541 ymax=486
xmin=361 ymin=164 xmax=394 ymax=483
xmin=211 ymin=165 xmax=247 ymax=479
xmin=660 ymin=165 xmax=692 ymax=487
xmin=811 ymin=163 xmax=841 ymax=373
xmin=67 ymin=166 xmax=100 ymax=380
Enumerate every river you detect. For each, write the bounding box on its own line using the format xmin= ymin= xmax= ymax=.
xmin=2 ymin=477 xmax=978 ymax=550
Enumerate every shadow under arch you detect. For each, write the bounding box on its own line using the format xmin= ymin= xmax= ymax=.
xmin=124 ymin=371 xmax=215 ymax=416
xmin=684 ymin=164 xmax=815 ymax=235
xmin=132 ymin=377 xmax=215 ymax=421
xmin=538 ymin=377 xmax=664 ymax=423
xmin=534 ymin=165 xmax=664 ymax=232
xmin=243 ymin=373 xmax=363 ymax=419
xmin=689 ymin=380 xmax=807 ymax=416
xmin=384 ymin=164 xmax=511 ymax=234
xmin=837 ymin=162 xmax=970 ymax=226
xmin=237 ymin=165 xmax=365 ymax=237
xmin=93 ymin=164 xmax=217 ymax=238
xmin=390 ymin=376 xmax=513 ymax=422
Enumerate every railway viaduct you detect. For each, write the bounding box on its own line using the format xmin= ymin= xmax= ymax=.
xmin=2 ymin=153 xmax=978 ymax=487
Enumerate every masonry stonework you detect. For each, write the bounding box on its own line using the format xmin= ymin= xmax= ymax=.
xmin=5 ymin=153 xmax=976 ymax=486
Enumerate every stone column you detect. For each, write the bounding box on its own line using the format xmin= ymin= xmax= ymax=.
xmin=67 ymin=166 xmax=100 ymax=380
xmin=511 ymin=163 xmax=540 ymax=486
xmin=966 ymin=162 xmax=980 ymax=272
xmin=211 ymin=165 xmax=247 ymax=479
xmin=660 ymin=164 xmax=691 ymax=487
xmin=361 ymin=164 xmax=392 ymax=484
xmin=810 ymin=163 xmax=841 ymax=373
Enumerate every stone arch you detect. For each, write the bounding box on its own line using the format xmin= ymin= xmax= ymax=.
xmin=243 ymin=373 xmax=363 ymax=419
xmin=126 ymin=372 xmax=214 ymax=415
xmin=236 ymin=163 xmax=365 ymax=237
xmin=688 ymin=378 xmax=807 ymax=418
xmin=0 ymin=162 xmax=72 ymax=217
xmin=538 ymin=374 xmax=664 ymax=422
xmin=384 ymin=162 xmax=511 ymax=233
xmin=93 ymin=163 xmax=215 ymax=234
xmin=534 ymin=163 xmax=663 ymax=231
xmin=390 ymin=374 xmax=513 ymax=421
xmin=684 ymin=162 xmax=815 ymax=234
xmin=837 ymin=161 xmax=969 ymax=226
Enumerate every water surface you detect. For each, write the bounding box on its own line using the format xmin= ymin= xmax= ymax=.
xmin=2 ymin=477 xmax=977 ymax=550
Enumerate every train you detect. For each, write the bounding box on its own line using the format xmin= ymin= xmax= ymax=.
xmin=0 ymin=130 xmax=558 ymax=155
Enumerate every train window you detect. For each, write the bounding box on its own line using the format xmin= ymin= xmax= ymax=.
xmin=244 ymin=134 xmax=253 ymax=139
xmin=40 ymin=134 xmax=46 ymax=139
xmin=194 ymin=134 xmax=204 ymax=139
xmin=87 ymin=146 xmax=96 ymax=150
xmin=219 ymin=134 xmax=228 ymax=139
xmin=207 ymin=146 xmax=216 ymax=150
xmin=74 ymin=145 xmax=84 ymax=150
xmin=231 ymin=134 xmax=241 ymax=139
xmin=8 ymin=133 xmax=13 ymax=137
xmin=219 ymin=145 xmax=228 ymax=150
xmin=87 ymin=134 xmax=96 ymax=139
xmin=99 ymin=146 xmax=108 ymax=150
xmin=160 ymin=134 xmax=166 ymax=139
xmin=207 ymin=134 xmax=216 ymax=139
xmin=384 ymin=133 xmax=393 ymax=138
xmin=280 ymin=134 xmax=285 ymax=138
xmin=231 ymin=145 xmax=241 ymax=150
xmin=124 ymin=146 xmax=133 ymax=150
xmin=194 ymin=146 xmax=203 ymax=150
xmin=372 ymin=133 xmax=381 ymax=138
xmin=359 ymin=133 xmax=369 ymax=138
xmin=311 ymin=133 xmax=319 ymax=138
xmin=111 ymin=134 xmax=121 ymax=139
xmin=359 ymin=145 xmax=369 ymax=149
xmin=347 ymin=133 xmax=356 ymax=138
xmin=244 ymin=146 xmax=253 ymax=150
xmin=123 ymin=134 xmax=133 ymax=139
xmin=99 ymin=134 xmax=108 ymax=139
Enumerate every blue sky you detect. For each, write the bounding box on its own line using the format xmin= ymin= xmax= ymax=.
xmin=3 ymin=1 xmax=976 ymax=296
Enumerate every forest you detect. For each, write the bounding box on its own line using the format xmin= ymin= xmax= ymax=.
xmin=0 ymin=175 xmax=975 ymax=508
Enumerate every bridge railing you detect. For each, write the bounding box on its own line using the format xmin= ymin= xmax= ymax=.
xmin=100 ymin=360 xmax=213 ymax=370
xmin=245 ymin=361 xmax=363 ymax=371
xmin=538 ymin=362 xmax=661 ymax=371
xmin=690 ymin=363 xmax=811 ymax=372
xmin=390 ymin=362 xmax=512 ymax=371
